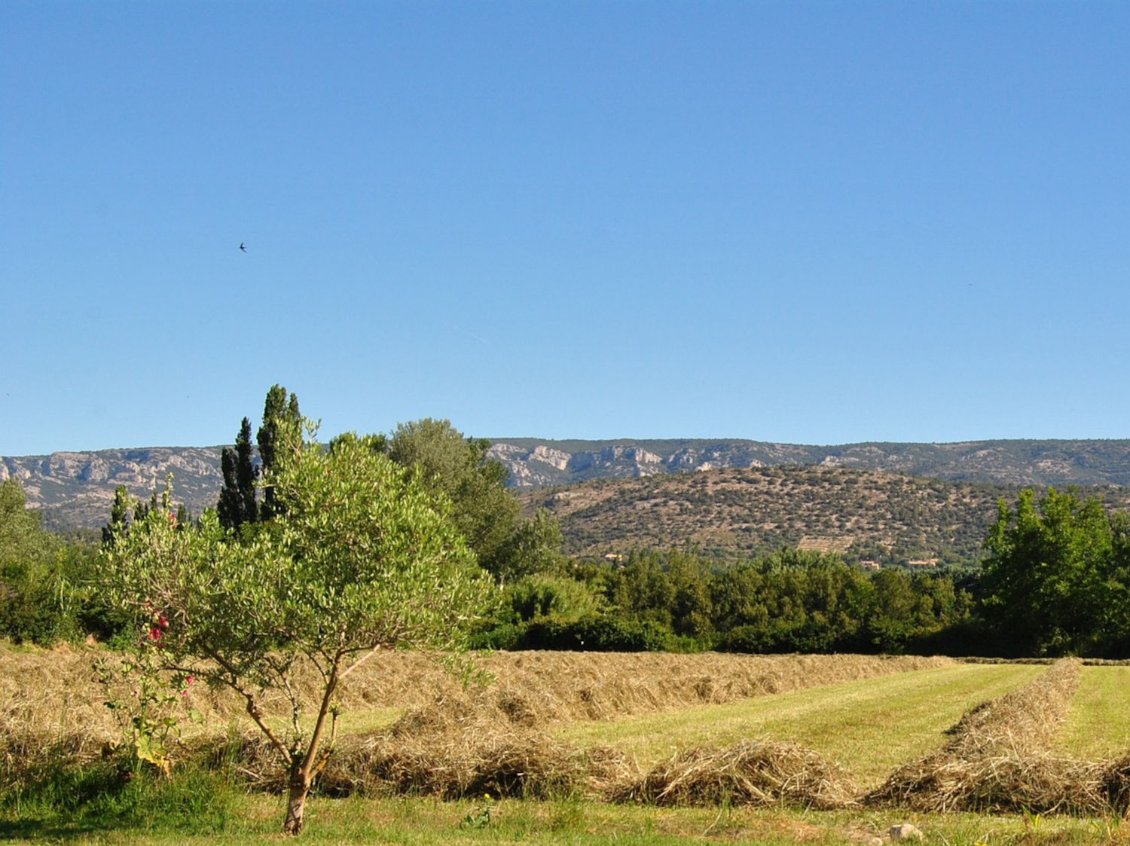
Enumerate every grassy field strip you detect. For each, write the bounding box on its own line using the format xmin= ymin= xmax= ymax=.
xmin=556 ymin=663 xmax=1043 ymax=786
xmin=1057 ymin=665 xmax=1130 ymax=760
xmin=12 ymin=795 xmax=1123 ymax=846
xmin=334 ymin=706 xmax=404 ymax=736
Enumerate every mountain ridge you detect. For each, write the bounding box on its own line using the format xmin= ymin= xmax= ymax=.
xmin=486 ymin=437 xmax=1130 ymax=489
xmin=3 ymin=437 xmax=1129 ymax=534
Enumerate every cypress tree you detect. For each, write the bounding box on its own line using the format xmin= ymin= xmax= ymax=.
xmin=101 ymin=485 xmax=132 ymax=547
xmin=257 ymin=385 xmax=301 ymax=520
xmin=218 ymin=417 xmax=259 ymax=530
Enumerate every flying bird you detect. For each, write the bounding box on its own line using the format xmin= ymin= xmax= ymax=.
xmin=240 ymin=242 xmax=247 ymax=252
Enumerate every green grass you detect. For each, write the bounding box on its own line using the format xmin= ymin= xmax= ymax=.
xmin=334 ymin=705 xmax=404 ymax=736
xmin=556 ymin=663 xmax=1043 ymax=785
xmin=4 ymin=794 xmax=1128 ymax=845
xmin=0 ymin=759 xmax=242 ymax=840
xmin=1057 ymin=665 xmax=1130 ymax=760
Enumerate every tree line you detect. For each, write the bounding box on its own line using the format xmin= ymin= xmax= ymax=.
xmin=476 ymin=548 xmax=977 ymax=655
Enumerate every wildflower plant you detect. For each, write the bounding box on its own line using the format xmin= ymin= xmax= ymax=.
xmin=94 ymin=603 xmax=202 ymax=777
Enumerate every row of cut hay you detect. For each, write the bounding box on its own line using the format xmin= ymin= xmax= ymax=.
xmin=609 ymin=740 xmax=857 ymax=810
xmin=940 ymin=658 xmax=1082 ymax=758
xmin=0 ymin=644 xmax=952 ymax=749
xmin=0 ymin=644 xmax=122 ymax=759
xmin=188 ymin=650 xmax=955 ymax=724
xmin=204 ymin=718 xmax=855 ymax=811
xmin=196 ymin=700 xmax=635 ymax=802
xmin=867 ymin=751 xmax=1130 ymax=816
xmin=0 ymin=643 xmax=157 ymax=788
xmin=380 ymin=652 xmax=955 ymax=730
xmin=322 ymin=731 xmax=617 ymax=800
xmin=206 ymin=726 xmax=1130 ymax=817
xmin=324 ymin=684 xmax=634 ymax=800
xmin=866 ymin=660 xmax=1130 ymax=815
xmin=960 ymin=656 xmax=1130 ymax=667
xmin=327 ymin=651 xmax=957 ymax=730
xmin=0 ymin=642 xmax=254 ymax=747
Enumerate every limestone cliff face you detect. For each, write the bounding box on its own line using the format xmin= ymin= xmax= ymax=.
xmin=1 ymin=447 xmax=223 ymax=531
xmin=486 ymin=444 xmax=573 ymax=486
xmin=489 ymin=438 xmax=1130 ymax=490
xmin=565 ymin=446 xmax=664 ymax=476
xmin=487 ymin=440 xmax=814 ymax=486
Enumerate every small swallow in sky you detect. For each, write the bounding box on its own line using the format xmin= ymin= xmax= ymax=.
xmin=240 ymin=242 xmax=247 ymax=252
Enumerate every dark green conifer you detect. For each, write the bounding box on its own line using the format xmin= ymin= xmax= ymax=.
xmin=101 ymin=485 xmax=132 ymax=547
xmin=218 ymin=417 xmax=258 ymax=530
xmin=257 ymin=385 xmax=301 ymax=520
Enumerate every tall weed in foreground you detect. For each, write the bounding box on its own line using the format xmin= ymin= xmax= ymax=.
xmin=0 ymin=756 xmax=241 ymax=835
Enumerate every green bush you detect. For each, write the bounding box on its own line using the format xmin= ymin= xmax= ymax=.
xmin=469 ymin=621 xmax=524 ymax=650
xmin=517 ymin=615 xmax=669 ymax=652
xmin=503 ymin=574 xmax=605 ymax=623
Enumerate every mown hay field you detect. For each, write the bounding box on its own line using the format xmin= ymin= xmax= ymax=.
xmin=1058 ymin=666 xmax=1130 ymax=760
xmin=3 ymin=644 xmax=1130 ymax=842
xmin=557 ymin=662 xmax=1048 ymax=784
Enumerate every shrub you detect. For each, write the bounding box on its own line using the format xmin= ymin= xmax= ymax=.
xmin=517 ymin=615 xmax=668 ymax=652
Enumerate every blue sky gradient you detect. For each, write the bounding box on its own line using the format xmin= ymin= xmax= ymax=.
xmin=3 ymin=1 xmax=1128 ymax=455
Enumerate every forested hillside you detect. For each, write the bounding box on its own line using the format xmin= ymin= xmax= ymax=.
xmin=521 ymin=465 xmax=1130 ymax=567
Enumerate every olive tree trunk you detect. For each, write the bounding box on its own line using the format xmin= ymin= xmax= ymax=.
xmin=283 ymin=763 xmax=311 ymax=835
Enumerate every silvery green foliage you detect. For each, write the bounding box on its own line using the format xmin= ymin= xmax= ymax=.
xmin=100 ymin=430 xmax=494 ymax=833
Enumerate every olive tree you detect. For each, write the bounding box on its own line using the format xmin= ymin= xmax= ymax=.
xmin=99 ymin=430 xmax=493 ymax=834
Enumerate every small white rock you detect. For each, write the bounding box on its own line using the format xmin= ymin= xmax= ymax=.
xmin=889 ymin=823 xmax=925 ymax=842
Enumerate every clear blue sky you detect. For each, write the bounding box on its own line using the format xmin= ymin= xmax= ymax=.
xmin=3 ymin=1 xmax=1128 ymax=456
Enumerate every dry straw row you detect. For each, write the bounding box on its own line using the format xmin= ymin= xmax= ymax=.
xmin=940 ymin=658 xmax=1082 ymax=758
xmin=0 ymin=644 xmax=950 ymax=761
xmin=867 ymin=752 xmax=1130 ymax=816
xmin=196 ymin=694 xmax=633 ymax=801
xmin=609 ymin=740 xmax=857 ymax=810
xmin=867 ymin=659 xmax=1130 ymax=815
xmin=5 ymin=646 xmax=1128 ymax=816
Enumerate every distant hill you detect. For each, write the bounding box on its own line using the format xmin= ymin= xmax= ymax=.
xmin=3 ymin=438 xmax=1128 ymax=538
xmin=0 ymin=447 xmax=225 ymax=533
xmin=518 ymin=464 xmax=1130 ymax=566
xmin=486 ymin=438 xmax=1130 ymax=488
